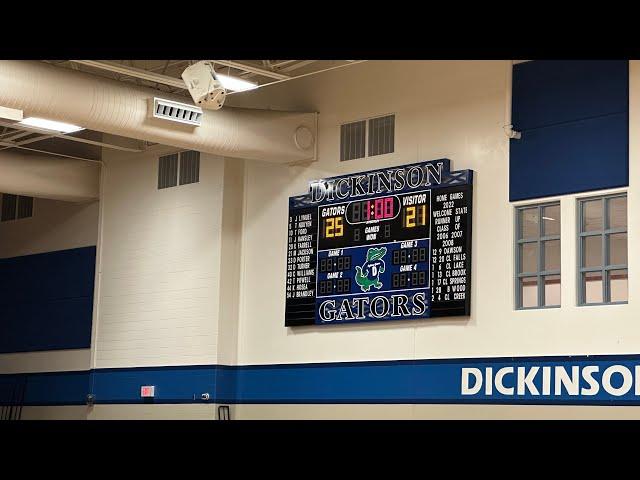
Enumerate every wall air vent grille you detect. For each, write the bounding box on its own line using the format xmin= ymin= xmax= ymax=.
xmin=179 ymin=151 xmax=200 ymax=185
xmin=0 ymin=194 xmax=33 ymax=221
xmin=158 ymin=154 xmax=179 ymax=189
xmin=17 ymin=195 xmax=33 ymax=219
xmin=151 ymin=98 xmax=203 ymax=126
xmin=340 ymin=120 xmax=366 ymax=161
xmin=368 ymin=114 xmax=395 ymax=157
xmin=1 ymin=193 xmax=17 ymax=221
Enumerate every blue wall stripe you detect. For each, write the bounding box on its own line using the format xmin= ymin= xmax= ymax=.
xmin=0 ymin=246 xmax=96 ymax=353
xmin=6 ymin=354 xmax=640 ymax=407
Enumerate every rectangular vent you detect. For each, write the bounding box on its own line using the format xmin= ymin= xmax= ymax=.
xmin=17 ymin=196 xmax=33 ymax=219
xmin=368 ymin=114 xmax=395 ymax=157
xmin=1 ymin=193 xmax=17 ymax=221
xmin=340 ymin=120 xmax=366 ymax=161
xmin=151 ymin=98 xmax=203 ymax=126
xmin=179 ymin=151 xmax=200 ymax=185
xmin=158 ymin=154 xmax=179 ymax=189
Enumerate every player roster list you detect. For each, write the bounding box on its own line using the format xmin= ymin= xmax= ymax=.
xmin=285 ymin=159 xmax=473 ymax=327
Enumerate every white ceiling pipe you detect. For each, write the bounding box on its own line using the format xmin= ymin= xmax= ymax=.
xmin=0 ymin=150 xmax=99 ymax=202
xmin=0 ymin=61 xmax=316 ymax=163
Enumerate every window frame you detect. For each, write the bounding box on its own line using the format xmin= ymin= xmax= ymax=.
xmin=514 ymin=201 xmax=561 ymax=310
xmin=577 ymin=192 xmax=628 ymax=306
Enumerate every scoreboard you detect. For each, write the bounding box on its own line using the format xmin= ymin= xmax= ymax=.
xmin=285 ymin=159 xmax=473 ymax=326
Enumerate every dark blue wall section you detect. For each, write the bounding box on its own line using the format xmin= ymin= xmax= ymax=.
xmin=0 ymin=246 xmax=96 ymax=353
xmin=510 ymin=112 xmax=629 ymax=200
xmin=510 ymin=60 xmax=629 ymax=201
xmin=512 ymin=60 xmax=629 ymax=130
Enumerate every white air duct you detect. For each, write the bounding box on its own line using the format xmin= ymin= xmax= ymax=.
xmin=0 ymin=151 xmax=99 ymax=202
xmin=0 ymin=61 xmax=316 ymax=163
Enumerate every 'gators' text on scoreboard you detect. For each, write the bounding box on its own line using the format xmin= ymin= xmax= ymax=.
xmin=285 ymin=159 xmax=473 ymax=326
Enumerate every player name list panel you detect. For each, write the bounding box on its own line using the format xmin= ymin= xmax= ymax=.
xmin=285 ymin=159 xmax=473 ymax=326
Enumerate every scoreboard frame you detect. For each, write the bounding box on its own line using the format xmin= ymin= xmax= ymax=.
xmin=285 ymin=158 xmax=473 ymax=327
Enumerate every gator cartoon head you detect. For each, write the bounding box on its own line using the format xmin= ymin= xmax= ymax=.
xmin=366 ymin=247 xmax=387 ymax=262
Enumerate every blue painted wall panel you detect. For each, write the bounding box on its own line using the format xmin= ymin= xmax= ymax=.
xmin=512 ymin=60 xmax=628 ymax=131
xmin=0 ymin=246 xmax=96 ymax=353
xmin=0 ymin=247 xmax=96 ymax=305
xmin=510 ymin=60 xmax=629 ymax=201
xmin=509 ymin=112 xmax=629 ymax=201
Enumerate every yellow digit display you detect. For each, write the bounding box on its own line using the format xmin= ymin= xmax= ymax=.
xmin=405 ymin=206 xmax=416 ymax=228
xmin=324 ymin=216 xmax=344 ymax=238
xmin=404 ymin=205 xmax=426 ymax=228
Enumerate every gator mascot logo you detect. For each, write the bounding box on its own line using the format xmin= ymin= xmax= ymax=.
xmin=355 ymin=247 xmax=387 ymax=292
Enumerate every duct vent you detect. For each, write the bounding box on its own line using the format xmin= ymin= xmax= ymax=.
xmin=151 ymin=98 xmax=203 ymax=127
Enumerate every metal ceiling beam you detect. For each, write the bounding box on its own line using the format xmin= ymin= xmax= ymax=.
xmin=211 ymin=60 xmax=290 ymax=80
xmin=0 ymin=120 xmax=144 ymax=153
xmin=278 ymin=60 xmax=318 ymax=72
xmin=225 ymin=60 xmax=368 ymax=96
xmin=0 ymin=142 xmax=101 ymax=163
xmin=0 ymin=135 xmax=54 ymax=151
xmin=70 ymin=60 xmax=187 ymax=89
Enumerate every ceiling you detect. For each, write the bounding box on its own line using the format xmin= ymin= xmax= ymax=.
xmin=43 ymin=60 xmax=364 ymax=98
xmin=0 ymin=60 xmax=365 ymax=162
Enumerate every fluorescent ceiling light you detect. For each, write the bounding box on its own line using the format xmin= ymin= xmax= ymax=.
xmin=19 ymin=117 xmax=84 ymax=134
xmin=216 ymin=73 xmax=258 ymax=92
xmin=542 ymin=216 xmax=556 ymax=221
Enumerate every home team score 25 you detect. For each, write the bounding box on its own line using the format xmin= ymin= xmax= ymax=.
xmin=285 ymin=159 xmax=473 ymax=327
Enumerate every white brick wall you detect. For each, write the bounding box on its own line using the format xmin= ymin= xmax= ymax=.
xmin=95 ymin=146 xmax=225 ymax=368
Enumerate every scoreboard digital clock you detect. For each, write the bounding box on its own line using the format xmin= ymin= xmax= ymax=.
xmin=285 ymin=159 xmax=473 ymax=326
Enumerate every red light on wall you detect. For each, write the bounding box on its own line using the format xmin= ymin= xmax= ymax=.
xmin=140 ymin=385 xmax=155 ymax=398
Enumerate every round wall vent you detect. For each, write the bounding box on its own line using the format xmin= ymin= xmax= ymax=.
xmin=294 ymin=126 xmax=314 ymax=151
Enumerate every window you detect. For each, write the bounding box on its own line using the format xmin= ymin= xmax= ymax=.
xmin=340 ymin=114 xmax=395 ymax=161
xmin=578 ymin=193 xmax=627 ymax=305
xmin=515 ymin=202 xmax=561 ymax=309
xmin=158 ymin=151 xmax=200 ymax=189
xmin=1 ymin=193 xmax=33 ymax=222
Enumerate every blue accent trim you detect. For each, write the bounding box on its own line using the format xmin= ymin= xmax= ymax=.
xmin=510 ymin=60 xmax=629 ymax=201
xmin=0 ymin=246 xmax=96 ymax=353
xmin=7 ymin=353 xmax=640 ymax=406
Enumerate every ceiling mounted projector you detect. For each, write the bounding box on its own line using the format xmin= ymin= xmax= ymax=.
xmin=181 ymin=61 xmax=226 ymax=111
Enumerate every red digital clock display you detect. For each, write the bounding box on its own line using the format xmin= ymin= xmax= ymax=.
xmin=346 ymin=196 xmax=401 ymax=224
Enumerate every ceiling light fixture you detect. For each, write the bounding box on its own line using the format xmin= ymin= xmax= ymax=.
xmin=216 ymin=73 xmax=258 ymax=92
xmin=19 ymin=117 xmax=84 ymax=134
